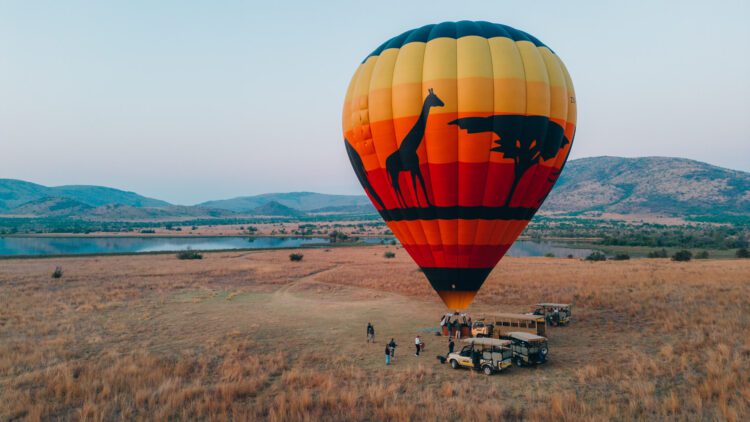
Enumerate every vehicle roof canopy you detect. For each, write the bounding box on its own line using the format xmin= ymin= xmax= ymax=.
xmin=537 ymin=303 xmax=570 ymax=308
xmin=506 ymin=331 xmax=547 ymax=342
xmin=461 ymin=337 xmax=511 ymax=347
xmin=483 ymin=313 xmax=544 ymax=321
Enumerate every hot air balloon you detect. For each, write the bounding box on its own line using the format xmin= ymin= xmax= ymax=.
xmin=342 ymin=21 xmax=576 ymax=310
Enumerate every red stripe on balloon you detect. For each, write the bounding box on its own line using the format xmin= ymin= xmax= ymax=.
xmin=363 ymin=162 xmax=561 ymax=210
xmin=401 ymin=244 xmax=512 ymax=268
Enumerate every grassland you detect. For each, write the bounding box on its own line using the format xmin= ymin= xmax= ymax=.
xmin=1 ymin=247 xmax=748 ymax=421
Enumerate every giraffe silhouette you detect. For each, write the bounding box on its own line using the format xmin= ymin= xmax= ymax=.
xmin=344 ymin=138 xmax=385 ymax=210
xmin=385 ymin=88 xmax=444 ymax=207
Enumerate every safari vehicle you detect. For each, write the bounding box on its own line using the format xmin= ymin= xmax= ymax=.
xmin=477 ymin=313 xmax=546 ymax=338
xmin=501 ymin=332 xmax=549 ymax=367
xmin=446 ymin=338 xmax=513 ymax=375
xmin=470 ymin=319 xmax=494 ymax=338
xmin=530 ymin=303 xmax=571 ymax=326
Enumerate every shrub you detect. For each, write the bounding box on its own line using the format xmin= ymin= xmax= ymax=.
xmin=177 ymin=248 xmax=202 ymax=260
xmin=671 ymin=250 xmax=692 ymax=262
xmin=140 ymin=229 xmax=156 ymax=234
xmin=384 ymin=251 xmax=396 ymax=258
xmin=544 ymin=252 xmax=555 ymax=258
xmin=585 ymin=252 xmax=607 ymax=261
xmin=737 ymin=248 xmax=750 ymax=258
xmin=289 ymin=253 xmax=304 ymax=262
xmin=567 ymin=254 xmax=574 ymax=259
xmin=695 ymin=250 xmax=710 ymax=259
xmin=51 ymin=266 xmax=63 ymax=279
xmin=613 ymin=253 xmax=630 ymax=261
xmin=647 ymin=249 xmax=668 ymax=258
xmin=389 ymin=240 xmax=397 ymax=245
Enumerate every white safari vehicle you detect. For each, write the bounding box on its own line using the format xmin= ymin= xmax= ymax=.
xmin=447 ymin=338 xmax=513 ymax=375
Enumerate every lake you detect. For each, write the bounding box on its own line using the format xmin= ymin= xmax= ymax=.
xmin=0 ymin=236 xmax=592 ymax=258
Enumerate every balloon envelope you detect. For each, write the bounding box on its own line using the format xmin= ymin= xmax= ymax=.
xmin=342 ymin=21 xmax=576 ymax=309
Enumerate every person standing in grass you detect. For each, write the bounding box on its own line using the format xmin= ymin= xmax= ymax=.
xmin=388 ymin=338 xmax=397 ymax=360
xmin=415 ymin=336 xmax=422 ymax=357
xmin=367 ymin=323 xmax=375 ymax=343
xmin=385 ymin=344 xmax=391 ymax=365
xmin=447 ymin=338 xmax=455 ymax=357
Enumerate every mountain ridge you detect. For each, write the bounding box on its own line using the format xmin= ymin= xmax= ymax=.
xmin=2 ymin=156 xmax=748 ymax=220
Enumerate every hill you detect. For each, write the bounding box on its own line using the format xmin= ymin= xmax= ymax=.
xmin=543 ymin=156 xmax=750 ymax=218
xmin=2 ymin=157 xmax=748 ymax=221
xmin=199 ymin=192 xmax=372 ymax=213
xmin=249 ymin=201 xmax=305 ymax=217
xmin=0 ymin=179 xmax=169 ymax=211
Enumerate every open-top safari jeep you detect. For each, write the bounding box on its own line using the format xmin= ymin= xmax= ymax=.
xmin=530 ymin=303 xmax=571 ymax=326
xmin=501 ymin=331 xmax=549 ymax=367
xmin=446 ymin=337 xmax=513 ymax=375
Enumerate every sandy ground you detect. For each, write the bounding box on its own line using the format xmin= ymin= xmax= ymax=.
xmin=1 ymin=246 xmax=748 ymax=420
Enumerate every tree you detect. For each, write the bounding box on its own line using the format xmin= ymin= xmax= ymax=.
xmin=450 ymin=115 xmax=569 ymax=206
xmin=585 ymin=251 xmax=607 ymax=261
xmin=671 ymin=250 xmax=692 ymax=262
xmin=737 ymin=248 xmax=750 ymax=258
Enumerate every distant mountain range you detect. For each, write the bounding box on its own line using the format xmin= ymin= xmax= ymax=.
xmin=1 ymin=156 xmax=748 ymax=221
xmin=543 ymin=157 xmax=750 ymax=218
xmin=198 ymin=192 xmax=371 ymax=212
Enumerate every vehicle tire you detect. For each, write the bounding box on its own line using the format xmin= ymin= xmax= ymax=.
xmin=514 ymin=357 xmax=523 ymax=367
xmin=450 ymin=360 xmax=459 ymax=370
xmin=483 ymin=366 xmax=493 ymax=376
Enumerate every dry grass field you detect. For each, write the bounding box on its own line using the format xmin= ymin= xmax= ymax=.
xmin=1 ymin=246 xmax=748 ymax=421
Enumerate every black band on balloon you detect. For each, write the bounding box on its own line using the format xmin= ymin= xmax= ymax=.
xmin=378 ymin=206 xmax=537 ymax=222
xmin=421 ymin=267 xmax=494 ymax=292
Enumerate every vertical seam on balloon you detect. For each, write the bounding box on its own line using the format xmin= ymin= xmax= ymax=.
xmin=470 ymin=28 xmax=496 ymax=270
xmin=515 ymin=43 xmax=550 ymax=211
xmin=491 ymin=36 xmax=528 ymax=261
xmin=528 ymin=51 xmax=567 ymax=207
xmin=367 ymin=53 xmax=413 ymax=248
xmin=419 ymin=29 xmax=443 ymax=272
xmin=390 ymin=43 xmax=427 ymax=264
xmin=519 ymin=45 xmax=551 ymax=206
xmin=404 ymin=40 xmax=434 ymax=267
xmin=452 ymin=28 xmax=461 ymax=274
xmin=365 ymin=55 xmax=399 ymax=224
xmin=425 ymin=24 xmax=450 ymax=272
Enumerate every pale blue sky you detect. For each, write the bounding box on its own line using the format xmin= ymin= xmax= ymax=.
xmin=1 ymin=1 xmax=748 ymax=204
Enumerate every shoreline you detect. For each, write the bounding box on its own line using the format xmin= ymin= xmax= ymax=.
xmin=0 ymin=241 xmax=382 ymax=260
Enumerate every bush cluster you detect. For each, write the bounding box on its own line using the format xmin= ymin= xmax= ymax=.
xmin=177 ymin=248 xmax=202 ymax=260
xmin=671 ymin=250 xmax=692 ymax=262
xmin=585 ymin=251 xmax=607 ymax=261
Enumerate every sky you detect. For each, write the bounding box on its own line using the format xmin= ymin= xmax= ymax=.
xmin=1 ymin=0 xmax=748 ymax=205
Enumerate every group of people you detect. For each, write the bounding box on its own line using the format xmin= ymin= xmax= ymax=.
xmin=440 ymin=313 xmax=471 ymax=339
xmin=367 ymin=323 xmax=426 ymax=365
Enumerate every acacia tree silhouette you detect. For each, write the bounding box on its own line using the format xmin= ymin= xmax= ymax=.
xmin=449 ymin=115 xmax=569 ymax=207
